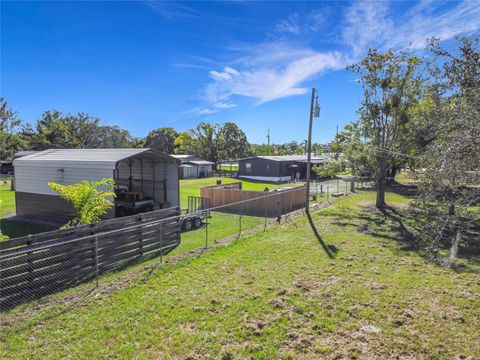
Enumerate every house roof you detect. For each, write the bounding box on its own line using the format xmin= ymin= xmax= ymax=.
xmin=186 ymin=160 xmax=215 ymax=166
xmin=13 ymin=148 xmax=179 ymax=169
xmin=240 ymin=155 xmax=330 ymax=163
xmin=13 ymin=151 xmax=40 ymax=159
xmin=170 ymin=154 xmax=195 ymax=159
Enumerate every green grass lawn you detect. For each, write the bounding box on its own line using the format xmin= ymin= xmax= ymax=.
xmin=0 ymin=180 xmax=15 ymax=218
xmin=0 ymin=180 xmax=55 ymax=239
xmin=2 ymin=187 xmax=478 ymax=359
xmin=395 ymin=170 xmax=417 ymax=183
xmin=218 ymin=164 xmax=239 ymax=171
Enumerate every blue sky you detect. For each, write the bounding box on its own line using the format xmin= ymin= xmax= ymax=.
xmin=2 ymin=1 xmax=479 ymax=144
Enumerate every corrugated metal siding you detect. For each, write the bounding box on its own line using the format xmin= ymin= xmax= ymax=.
xmin=14 ymin=164 xmax=114 ymax=196
xmin=165 ymin=162 xmax=179 ymax=207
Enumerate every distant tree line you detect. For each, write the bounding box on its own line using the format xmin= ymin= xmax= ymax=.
xmin=0 ymin=103 xmax=328 ymax=163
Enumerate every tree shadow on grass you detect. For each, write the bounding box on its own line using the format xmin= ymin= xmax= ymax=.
xmin=324 ymin=198 xmax=479 ymax=274
xmin=388 ymin=182 xmax=419 ymax=197
xmin=0 ymin=218 xmax=56 ymax=239
xmin=330 ymin=203 xmax=419 ymax=252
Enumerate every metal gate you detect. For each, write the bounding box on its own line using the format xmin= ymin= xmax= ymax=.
xmin=187 ymin=196 xmax=211 ymax=217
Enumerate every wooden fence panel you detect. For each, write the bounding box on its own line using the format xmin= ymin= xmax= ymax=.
xmin=200 ymin=185 xmax=306 ymax=217
xmin=0 ymin=207 xmax=181 ymax=310
xmin=0 ymin=207 xmax=179 ymax=252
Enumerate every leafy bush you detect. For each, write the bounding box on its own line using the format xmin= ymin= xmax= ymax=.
xmin=312 ymin=159 xmax=344 ymax=178
xmin=48 ymin=178 xmax=115 ymax=228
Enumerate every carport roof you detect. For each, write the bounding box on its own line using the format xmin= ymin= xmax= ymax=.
xmin=13 ymin=148 xmax=179 ymax=168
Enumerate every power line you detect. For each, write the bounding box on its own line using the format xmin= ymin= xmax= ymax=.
xmin=361 ymin=143 xmax=425 ymax=161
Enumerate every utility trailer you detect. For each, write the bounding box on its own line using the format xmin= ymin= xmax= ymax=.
xmin=180 ymin=195 xmax=212 ymax=231
xmin=115 ymin=197 xmax=204 ymax=230
xmin=180 ymin=213 xmax=205 ymax=231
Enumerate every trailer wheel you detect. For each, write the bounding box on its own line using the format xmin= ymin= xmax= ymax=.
xmin=194 ymin=217 xmax=202 ymax=228
xmin=183 ymin=218 xmax=193 ymax=231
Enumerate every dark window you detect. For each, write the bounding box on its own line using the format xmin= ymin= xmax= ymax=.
xmin=266 ymin=164 xmax=270 ymax=172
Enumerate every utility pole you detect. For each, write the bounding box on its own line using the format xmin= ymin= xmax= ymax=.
xmin=305 ymin=88 xmax=318 ymax=209
xmin=305 ymin=88 xmax=333 ymax=258
xmin=267 ymin=128 xmax=270 ymax=146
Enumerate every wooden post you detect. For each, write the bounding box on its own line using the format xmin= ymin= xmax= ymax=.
xmin=159 ymin=223 xmax=164 ymax=263
xmin=138 ymin=214 xmax=144 ymax=256
xmin=264 ymin=195 xmax=267 ymax=231
xmin=276 ymin=199 xmax=281 ymax=223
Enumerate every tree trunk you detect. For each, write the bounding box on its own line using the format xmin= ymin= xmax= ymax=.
xmin=376 ymin=158 xmax=387 ymax=208
xmin=376 ymin=180 xmax=386 ymax=209
xmin=450 ymin=230 xmax=461 ymax=261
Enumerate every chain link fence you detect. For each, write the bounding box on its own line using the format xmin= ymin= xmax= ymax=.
xmin=1 ymin=178 xmax=358 ymax=311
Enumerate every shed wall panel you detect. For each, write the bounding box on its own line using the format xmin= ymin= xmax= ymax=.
xmin=15 ymin=192 xmax=114 ymax=223
xmin=14 ymin=165 xmax=114 ymax=196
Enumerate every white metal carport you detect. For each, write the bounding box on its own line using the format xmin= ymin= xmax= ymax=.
xmin=13 ymin=148 xmax=180 ymax=223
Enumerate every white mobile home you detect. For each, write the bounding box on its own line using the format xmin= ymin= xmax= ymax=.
xmin=13 ymin=149 xmax=180 ymax=223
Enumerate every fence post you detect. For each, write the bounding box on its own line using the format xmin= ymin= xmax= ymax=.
xmin=27 ymin=237 xmax=33 ymax=300
xmin=94 ymin=235 xmax=99 ymax=287
xmin=276 ymin=199 xmax=281 ymax=223
xmin=138 ymin=214 xmax=144 ymax=256
xmin=159 ymin=223 xmax=164 ymax=263
xmin=264 ymin=195 xmax=267 ymax=231
xmin=238 ymin=202 xmax=243 ymax=237
xmin=205 ymin=214 xmax=208 ymax=249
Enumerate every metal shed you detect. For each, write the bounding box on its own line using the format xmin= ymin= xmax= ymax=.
xmin=13 ymin=148 xmax=180 ymax=223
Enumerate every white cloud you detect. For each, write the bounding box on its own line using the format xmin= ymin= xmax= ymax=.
xmin=275 ymin=13 xmax=301 ymax=35
xmin=202 ymin=45 xmax=347 ymax=109
xmin=198 ymin=0 xmax=480 ymax=113
xmin=273 ymin=9 xmax=329 ymax=37
xmin=198 ymin=108 xmax=218 ymax=115
xmin=343 ymin=0 xmax=480 ymax=55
